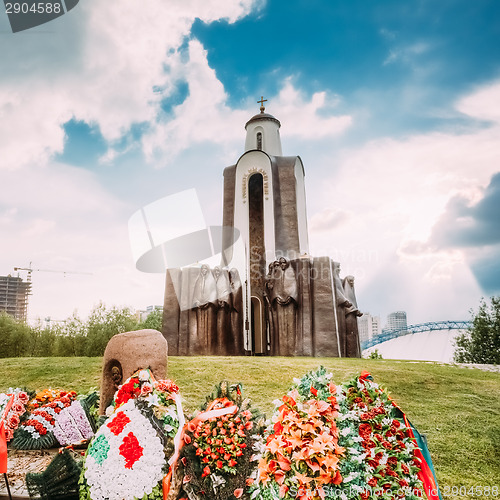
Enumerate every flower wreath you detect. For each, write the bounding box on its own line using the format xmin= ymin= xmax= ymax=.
xmin=340 ymin=372 xmax=425 ymax=500
xmin=179 ymin=382 xmax=265 ymax=500
xmin=251 ymin=368 xmax=431 ymax=500
xmin=0 ymin=389 xmax=29 ymax=442
xmin=79 ymin=369 xmax=183 ymax=500
xmin=53 ymin=391 xmax=99 ymax=446
xmin=12 ymin=391 xmax=76 ymax=449
xmin=253 ymin=367 xmax=345 ymax=500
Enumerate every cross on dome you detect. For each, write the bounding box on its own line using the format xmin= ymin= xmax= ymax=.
xmin=257 ymin=96 xmax=267 ymax=113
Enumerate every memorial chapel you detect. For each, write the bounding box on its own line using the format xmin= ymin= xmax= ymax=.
xmin=162 ymin=99 xmax=362 ymax=357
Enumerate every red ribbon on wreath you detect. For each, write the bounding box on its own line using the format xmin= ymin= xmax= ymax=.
xmin=0 ymin=394 xmax=15 ymax=473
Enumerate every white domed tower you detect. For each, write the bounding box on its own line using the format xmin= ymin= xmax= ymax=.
xmin=221 ymin=99 xmax=311 ymax=354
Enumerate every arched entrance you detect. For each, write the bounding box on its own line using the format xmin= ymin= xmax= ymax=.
xmin=248 ymin=173 xmax=267 ymax=354
xmin=251 ymin=296 xmax=266 ymax=354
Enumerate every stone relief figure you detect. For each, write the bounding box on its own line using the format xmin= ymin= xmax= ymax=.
xmin=229 ymin=268 xmax=243 ymax=355
xmin=192 ymin=264 xmax=217 ymax=354
xmin=267 ymin=257 xmax=298 ymax=356
xmin=111 ymin=364 xmax=123 ymax=390
xmin=342 ymin=275 xmax=362 ymax=358
xmin=214 ymin=266 xmax=232 ymax=355
xmin=333 ymin=261 xmax=351 ymax=357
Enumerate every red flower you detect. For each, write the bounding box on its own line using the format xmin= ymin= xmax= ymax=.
xmin=107 ymin=411 xmax=131 ymax=436
xmin=310 ymin=386 xmax=318 ymax=396
xmin=216 ymin=460 xmax=223 ymax=469
xmin=202 ymin=466 xmax=211 ymax=477
xmin=184 ymin=435 xmax=192 ymax=444
xmin=234 ymin=488 xmax=243 ymax=498
xmin=359 ymin=423 xmax=372 ymax=437
xmin=119 ymin=432 xmax=144 ymax=469
xmin=368 ymin=477 xmax=378 ymax=487
xmin=328 ymin=395 xmax=337 ymax=405
xmin=155 ymin=379 xmax=179 ymax=393
xmin=7 ymin=414 xmax=19 ymax=428
xmin=17 ymin=392 xmax=29 ymax=404
xmin=12 ymin=402 xmax=24 ymax=414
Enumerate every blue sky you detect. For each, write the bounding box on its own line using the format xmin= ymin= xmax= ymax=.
xmin=0 ymin=0 xmax=499 ymax=326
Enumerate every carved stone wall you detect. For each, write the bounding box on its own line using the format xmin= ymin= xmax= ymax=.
xmin=162 ymin=266 xmax=244 ymax=356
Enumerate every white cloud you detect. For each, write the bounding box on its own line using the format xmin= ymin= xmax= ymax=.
xmin=309 ymin=208 xmax=351 ymax=233
xmin=456 ymin=82 xmax=500 ymax=123
xmin=143 ymin=52 xmax=353 ymax=165
xmin=0 ymin=0 xmax=260 ymax=170
xmin=0 ymin=0 xmax=262 ymax=319
xmin=0 ymin=160 xmax=157 ymax=320
xmin=308 ymin=81 xmax=500 ymax=321
xmin=383 ymin=41 xmax=431 ymax=66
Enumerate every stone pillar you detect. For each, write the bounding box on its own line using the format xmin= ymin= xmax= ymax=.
xmin=311 ymin=257 xmax=341 ymax=357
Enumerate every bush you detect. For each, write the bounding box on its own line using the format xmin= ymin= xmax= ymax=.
xmin=0 ymin=303 xmax=143 ymax=357
xmin=454 ymin=296 xmax=500 ymax=364
xmin=368 ymin=349 xmax=383 ymax=359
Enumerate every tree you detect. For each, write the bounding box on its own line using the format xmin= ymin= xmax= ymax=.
xmin=0 ymin=312 xmax=31 ymax=357
xmin=139 ymin=308 xmax=163 ymax=332
xmin=454 ymin=296 xmax=500 ymax=364
xmin=83 ymin=303 xmax=141 ymax=356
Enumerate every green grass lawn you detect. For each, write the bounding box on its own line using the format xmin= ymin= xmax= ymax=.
xmin=0 ymin=356 xmax=498 ymax=499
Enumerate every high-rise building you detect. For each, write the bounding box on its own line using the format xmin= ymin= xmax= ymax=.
xmin=358 ymin=313 xmax=382 ymax=343
xmin=385 ymin=311 xmax=407 ymax=332
xmin=0 ymin=275 xmax=32 ymax=322
xmin=138 ymin=305 xmax=163 ymax=322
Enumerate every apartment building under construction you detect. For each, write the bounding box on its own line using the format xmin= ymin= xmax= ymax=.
xmin=0 ymin=275 xmax=32 ymax=322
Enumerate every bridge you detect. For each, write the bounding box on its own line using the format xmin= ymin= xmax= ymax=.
xmin=361 ymin=320 xmax=472 ymax=350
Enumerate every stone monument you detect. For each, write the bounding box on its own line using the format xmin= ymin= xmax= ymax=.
xmin=163 ymin=98 xmax=362 ymax=357
xmin=99 ymin=329 xmax=168 ymax=414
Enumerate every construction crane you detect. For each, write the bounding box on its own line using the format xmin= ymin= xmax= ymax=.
xmin=9 ymin=263 xmax=92 ymax=322
xmin=14 ymin=262 xmax=93 ymax=282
